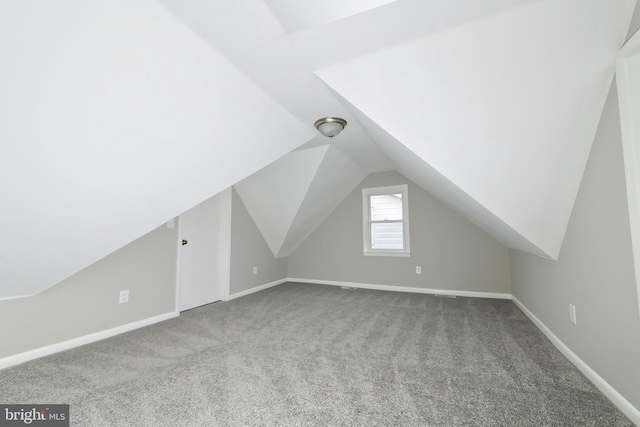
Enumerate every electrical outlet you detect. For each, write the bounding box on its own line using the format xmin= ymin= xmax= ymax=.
xmin=119 ymin=290 xmax=129 ymax=304
xmin=253 ymin=266 xmax=258 ymax=275
xmin=569 ymin=304 xmax=576 ymax=324
xmin=416 ymin=266 xmax=422 ymax=274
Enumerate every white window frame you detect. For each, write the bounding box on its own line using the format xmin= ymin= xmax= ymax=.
xmin=362 ymin=184 xmax=410 ymax=257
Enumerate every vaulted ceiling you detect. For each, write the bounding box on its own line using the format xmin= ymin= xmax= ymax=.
xmin=0 ymin=0 xmax=636 ymax=298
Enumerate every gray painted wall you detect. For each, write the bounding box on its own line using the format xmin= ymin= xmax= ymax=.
xmin=230 ymin=187 xmax=287 ymax=295
xmin=510 ymin=80 xmax=640 ymax=409
xmin=0 ymin=223 xmax=178 ymax=359
xmin=288 ymin=171 xmax=511 ymax=294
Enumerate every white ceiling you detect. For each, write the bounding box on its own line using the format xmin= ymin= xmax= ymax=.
xmin=234 ymin=145 xmax=367 ymax=258
xmin=159 ymin=0 xmax=634 ymax=260
xmin=0 ymin=0 xmax=636 ymax=297
xmin=314 ymin=0 xmax=635 ymax=258
xmin=0 ymin=0 xmax=315 ymax=298
xmin=263 ymin=0 xmax=398 ymax=34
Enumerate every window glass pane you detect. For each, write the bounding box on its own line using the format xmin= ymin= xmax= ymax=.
xmin=371 ymin=222 xmax=404 ymax=249
xmin=370 ymin=194 xmax=403 ymax=221
xmin=363 ymin=185 xmax=409 ymax=255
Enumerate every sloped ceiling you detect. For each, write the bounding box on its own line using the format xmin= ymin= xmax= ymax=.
xmin=234 ymin=144 xmax=367 ymax=258
xmin=169 ymin=0 xmax=632 ymax=261
xmin=0 ymin=0 xmax=315 ymax=298
xmin=314 ymin=0 xmax=635 ymax=258
xmin=0 ymin=0 xmax=635 ymax=298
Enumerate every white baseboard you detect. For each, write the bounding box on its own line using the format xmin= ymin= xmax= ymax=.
xmin=226 ymin=279 xmax=287 ymax=301
xmin=0 ymin=311 xmax=179 ymax=371
xmin=512 ymin=297 xmax=640 ymax=425
xmin=287 ymin=278 xmax=512 ymax=299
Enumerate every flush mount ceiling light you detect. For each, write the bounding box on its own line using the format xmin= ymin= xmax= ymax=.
xmin=314 ymin=117 xmax=347 ymax=138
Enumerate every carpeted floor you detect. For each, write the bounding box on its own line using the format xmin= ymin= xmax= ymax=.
xmin=0 ymin=282 xmax=633 ymax=426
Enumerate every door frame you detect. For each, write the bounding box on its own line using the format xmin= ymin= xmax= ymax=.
xmin=174 ymin=187 xmax=232 ymax=313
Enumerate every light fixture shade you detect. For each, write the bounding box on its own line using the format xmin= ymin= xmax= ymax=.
xmin=314 ymin=117 xmax=347 ymax=138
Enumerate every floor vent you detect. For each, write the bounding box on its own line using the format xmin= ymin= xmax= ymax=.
xmin=434 ymin=294 xmax=456 ymax=298
xmin=340 ymin=286 xmax=358 ymax=290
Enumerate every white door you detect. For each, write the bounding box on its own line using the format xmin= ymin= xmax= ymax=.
xmin=178 ymin=189 xmax=230 ymax=311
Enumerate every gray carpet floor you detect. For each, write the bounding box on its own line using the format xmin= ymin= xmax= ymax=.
xmin=0 ymin=282 xmax=633 ymax=426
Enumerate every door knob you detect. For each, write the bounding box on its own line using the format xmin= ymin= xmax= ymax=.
xmin=182 ymin=239 xmax=188 ymax=246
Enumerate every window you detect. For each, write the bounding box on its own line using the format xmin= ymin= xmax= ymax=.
xmin=362 ymin=184 xmax=410 ymax=256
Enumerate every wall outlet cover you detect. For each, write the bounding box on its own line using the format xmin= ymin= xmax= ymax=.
xmin=119 ymin=290 xmax=129 ymax=304
xmin=569 ymin=303 xmax=576 ymax=324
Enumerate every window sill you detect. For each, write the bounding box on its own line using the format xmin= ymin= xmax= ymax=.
xmin=363 ymin=251 xmax=410 ymax=257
